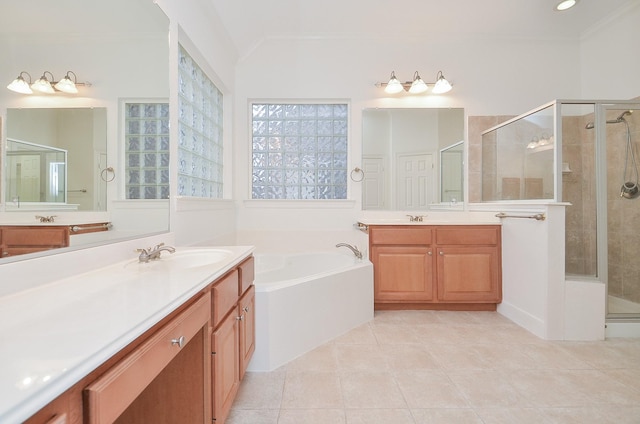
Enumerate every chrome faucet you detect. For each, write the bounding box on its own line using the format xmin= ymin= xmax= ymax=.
xmin=406 ymin=214 xmax=426 ymax=222
xmin=336 ymin=243 xmax=363 ymax=259
xmin=137 ymin=242 xmax=176 ymax=262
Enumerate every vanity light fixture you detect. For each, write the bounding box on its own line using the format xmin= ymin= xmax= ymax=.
xmin=54 ymin=71 xmax=79 ymax=94
xmin=6 ymin=70 xmax=90 ymax=95
xmin=432 ymin=71 xmax=453 ymax=94
xmin=384 ymin=71 xmax=404 ymax=94
xmin=376 ymin=70 xmax=452 ymax=95
xmin=31 ymin=71 xmax=56 ymax=94
xmin=6 ymin=72 xmax=33 ymax=94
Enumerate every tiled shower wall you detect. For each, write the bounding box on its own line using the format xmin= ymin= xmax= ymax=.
xmin=605 ymin=110 xmax=640 ymax=303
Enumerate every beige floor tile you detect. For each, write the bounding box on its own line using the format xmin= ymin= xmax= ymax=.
xmin=370 ymin=323 xmax=421 ymax=344
xmin=507 ymin=369 xmax=590 ymax=407
xmin=520 ymin=343 xmax=594 ymax=369
xmin=395 ymin=370 xmax=469 ymax=409
xmin=467 ymin=343 xmax=539 ymax=369
xmin=286 ymin=344 xmax=338 ymax=372
xmin=411 ymin=408 xmax=483 ymax=423
xmin=340 ymin=371 xmax=407 ymax=409
xmin=281 ymin=371 xmax=343 ymax=408
xmin=226 ymin=409 xmax=279 ymax=424
xmin=475 ymin=407 xmax=551 ymax=424
xmin=333 ymin=323 xmax=377 ymax=344
xmin=413 ymin=324 xmax=470 ymax=345
xmin=603 ymin=368 xmax=640 ymax=392
xmin=564 ymin=369 xmax=640 ymax=405
xmin=334 ymin=344 xmax=389 ymax=371
xmin=427 ymin=343 xmax=494 ymax=370
xmin=447 ymin=370 xmax=531 ymax=408
xmin=345 ymin=408 xmax=415 ymax=424
xmin=231 ymin=312 xmax=640 ymax=423
xmin=379 ymin=344 xmax=441 ymax=371
xmin=277 ymin=409 xmax=346 ymax=424
xmin=233 ymin=371 xmax=285 ymax=409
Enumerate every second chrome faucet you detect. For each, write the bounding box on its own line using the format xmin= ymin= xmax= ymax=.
xmin=137 ymin=242 xmax=176 ymax=262
xmin=336 ymin=243 xmax=363 ymax=259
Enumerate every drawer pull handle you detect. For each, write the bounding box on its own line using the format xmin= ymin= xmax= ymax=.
xmin=242 ymin=306 xmax=250 ymax=313
xmin=171 ymin=335 xmax=185 ymax=348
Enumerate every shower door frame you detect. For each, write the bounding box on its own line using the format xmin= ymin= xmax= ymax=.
xmin=597 ymin=102 xmax=640 ymax=320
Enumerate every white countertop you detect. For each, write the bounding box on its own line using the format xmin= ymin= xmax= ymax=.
xmin=0 ymin=245 xmax=254 ymax=424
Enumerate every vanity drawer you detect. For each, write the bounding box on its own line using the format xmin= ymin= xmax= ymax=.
xmin=84 ymin=294 xmax=210 ymax=424
xmin=435 ymin=226 xmax=500 ymax=246
xmin=238 ymin=256 xmax=255 ymax=295
xmin=370 ymin=226 xmax=433 ymax=245
xmin=212 ymin=269 xmax=239 ymax=327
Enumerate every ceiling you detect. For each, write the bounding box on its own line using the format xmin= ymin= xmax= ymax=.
xmin=209 ymin=0 xmax=633 ymax=58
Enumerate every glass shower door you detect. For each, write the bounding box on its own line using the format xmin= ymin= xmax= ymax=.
xmin=603 ymin=103 xmax=640 ymax=317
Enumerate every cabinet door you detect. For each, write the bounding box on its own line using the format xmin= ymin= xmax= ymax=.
xmin=212 ymin=307 xmax=240 ymax=424
xmin=436 ymin=246 xmax=501 ymax=302
xmin=238 ymin=285 xmax=256 ymax=379
xmin=372 ymin=245 xmax=435 ymax=302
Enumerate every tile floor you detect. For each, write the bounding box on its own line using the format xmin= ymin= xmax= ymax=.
xmin=228 ymin=310 xmax=640 ymax=424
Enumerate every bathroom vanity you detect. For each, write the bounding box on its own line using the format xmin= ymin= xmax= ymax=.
xmin=0 ymin=246 xmax=255 ymax=424
xmin=364 ymin=223 xmax=502 ymax=310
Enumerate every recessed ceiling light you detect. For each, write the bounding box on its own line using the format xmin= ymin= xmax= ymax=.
xmin=555 ymin=0 xmax=578 ymax=11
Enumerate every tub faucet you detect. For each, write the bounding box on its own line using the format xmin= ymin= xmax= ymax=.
xmin=336 ymin=243 xmax=363 ymax=259
xmin=137 ymin=242 xmax=176 ymax=262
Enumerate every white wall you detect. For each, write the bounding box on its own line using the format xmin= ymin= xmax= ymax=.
xmin=231 ymin=34 xmax=582 ymax=248
xmin=579 ymin=3 xmax=640 ymax=99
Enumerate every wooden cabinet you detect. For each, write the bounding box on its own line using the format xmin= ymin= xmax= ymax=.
xmin=369 ymin=225 xmax=502 ymax=310
xmin=0 ymin=226 xmax=69 ymax=257
xmin=84 ymin=295 xmax=211 ymax=424
xmin=211 ymin=257 xmax=256 ymax=424
xmin=23 ymin=254 xmax=256 ymax=424
xmin=0 ymin=223 xmax=110 ymax=258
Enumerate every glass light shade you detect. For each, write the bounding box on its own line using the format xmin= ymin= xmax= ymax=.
xmin=409 ymin=77 xmax=428 ymax=94
xmin=432 ymin=73 xmax=452 ymax=94
xmin=555 ymin=0 xmax=577 ymax=11
xmin=54 ymin=76 xmax=78 ymax=93
xmin=384 ymin=72 xmax=404 ymax=94
xmin=7 ymin=74 xmax=33 ymax=94
xmin=31 ymin=74 xmax=55 ymax=94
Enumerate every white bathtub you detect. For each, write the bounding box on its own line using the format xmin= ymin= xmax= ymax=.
xmin=247 ymin=252 xmax=374 ymax=372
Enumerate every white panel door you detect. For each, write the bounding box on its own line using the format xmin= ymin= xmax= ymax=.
xmin=397 ymin=153 xmax=433 ymax=210
xmin=441 ymin=149 xmax=463 ymax=202
xmin=362 ymin=156 xmax=385 ymax=209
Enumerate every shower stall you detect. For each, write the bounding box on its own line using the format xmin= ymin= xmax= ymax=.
xmin=481 ymin=100 xmax=640 ymax=320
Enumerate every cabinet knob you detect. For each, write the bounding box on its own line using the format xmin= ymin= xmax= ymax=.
xmin=242 ymin=306 xmax=250 ymax=313
xmin=439 ymin=251 xmax=444 ymax=256
xmin=236 ymin=315 xmax=245 ymax=321
xmin=427 ymin=251 xmax=432 ymax=256
xmin=171 ymin=335 xmax=185 ymax=348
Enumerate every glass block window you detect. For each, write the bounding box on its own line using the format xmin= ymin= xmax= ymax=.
xmin=251 ymin=103 xmax=348 ymax=199
xmin=177 ymin=44 xmax=223 ymax=198
xmin=125 ymin=102 xmax=170 ymax=199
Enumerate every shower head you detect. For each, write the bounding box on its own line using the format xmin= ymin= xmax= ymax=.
xmin=616 ymin=110 xmax=633 ymax=121
xmin=585 ymin=110 xmax=634 ymax=129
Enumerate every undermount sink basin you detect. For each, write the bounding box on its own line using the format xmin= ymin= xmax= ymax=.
xmin=123 ymin=248 xmax=233 ymax=271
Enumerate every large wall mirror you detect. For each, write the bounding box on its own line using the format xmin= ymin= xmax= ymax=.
xmin=0 ymin=0 xmax=170 ymax=262
xmin=362 ymin=108 xmax=464 ymax=210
